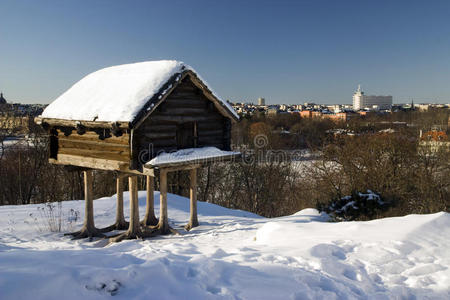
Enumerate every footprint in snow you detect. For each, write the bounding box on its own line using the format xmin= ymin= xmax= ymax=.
xmin=187 ymin=267 xmax=198 ymax=278
xmin=310 ymin=244 xmax=347 ymax=260
xmin=85 ymin=279 xmax=122 ymax=296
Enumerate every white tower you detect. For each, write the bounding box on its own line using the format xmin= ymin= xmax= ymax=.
xmin=353 ymin=85 xmax=364 ymax=110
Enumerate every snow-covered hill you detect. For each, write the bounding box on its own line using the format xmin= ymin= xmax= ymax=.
xmin=0 ymin=193 xmax=449 ymax=299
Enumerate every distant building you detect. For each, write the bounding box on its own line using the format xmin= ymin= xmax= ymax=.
xmin=323 ymin=112 xmax=357 ymax=122
xmin=300 ymin=110 xmax=322 ymax=118
xmin=352 ymin=85 xmax=392 ymax=110
xmin=327 ymin=105 xmax=341 ymax=113
xmin=0 ymin=92 xmax=6 ymax=105
xmin=420 ymin=129 xmax=450 ymax=152
xmin=267 ymin=108 xmax=279 ymax=115
xmin=258 ymin=97 xmax=265 ymax=106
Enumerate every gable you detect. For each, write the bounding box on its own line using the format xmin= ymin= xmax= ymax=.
xmin=132 ymin=71 xmax=238 ymax=130
xmin=134 ymin=76 xmax=232 ymax=163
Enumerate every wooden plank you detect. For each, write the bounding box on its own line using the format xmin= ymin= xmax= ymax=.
xmin=162 ymin=101 xmax=207 ymax=110
xmin=136 ymin=124 xmax=177 ymax=132
xmin=164 ymin=96 xmax=207 ymax=104
xmin=149 ymin=114 xmax=224 ymax=124
xmin=50 ymin=154 xmax=155 ymax=176
xmin=57 ymin=150 xmax=129 ymax=162
xmin=139 ymin=132 xmax=176 ymax=140
xmin=155 ymin=107 xmax=210 ymax=116
xmin=198 ymin=121 xmax=224 ymax=131
xmin=198 ymin=136 xmax=224 ymax=144
xmin=53 ymin=154 xmax=125 ymax=170
xmin=58 ymin=138 xmax=130 ymax=152
xmin=58 ymin=147 xmax=129 ymax=161
xmin=144 ymin=119 xmax=222 ymax=128
xmin=198 ymin=129 xmax=223 ymax=137
xmin=151 ymin=164 xmax=202 ymax=172
xmin=139 ymin=140 xmax=177 ymax=149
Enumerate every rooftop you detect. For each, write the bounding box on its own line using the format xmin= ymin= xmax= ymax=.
xmin=40 ymin=60 xmax=238 ymax=124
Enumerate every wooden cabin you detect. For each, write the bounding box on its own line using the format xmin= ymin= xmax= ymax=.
xmin=35 ymin=60 xmax=240 ymax=242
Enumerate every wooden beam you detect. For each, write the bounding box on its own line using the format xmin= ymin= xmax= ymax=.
xmin=34 ymin=117 xmax=130 ymax=129
xmin=153 ymin=164 xmax=202 ymax=173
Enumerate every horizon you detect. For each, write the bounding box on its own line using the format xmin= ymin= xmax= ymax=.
xmin=1 ymin=0 xmax=450 ymax=105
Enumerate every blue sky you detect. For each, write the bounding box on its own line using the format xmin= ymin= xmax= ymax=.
xmin=1 ymin=0 xmax=450 ymax=104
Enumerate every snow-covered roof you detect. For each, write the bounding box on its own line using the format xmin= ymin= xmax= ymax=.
xmin=40 ymin=60 xmax=238 ymax=124
xmin=145 ymin=147 xmax=240 ymax=168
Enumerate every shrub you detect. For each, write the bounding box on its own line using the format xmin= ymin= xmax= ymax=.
xmin=318 ymin=190 xmax=391 ymax=221
xmin=26 ymin=202 xmax=80 ymax=232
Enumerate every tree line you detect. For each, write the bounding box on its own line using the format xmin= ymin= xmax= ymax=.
xmin=1 ymin=110 xmax=448 ymax=219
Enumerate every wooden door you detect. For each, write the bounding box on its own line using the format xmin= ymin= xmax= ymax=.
xmin=176 ymin=122 xmax=197 ymax=149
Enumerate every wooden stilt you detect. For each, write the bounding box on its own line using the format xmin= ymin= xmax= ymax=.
xmin=185 ymin=168 xmax=199 ymax=230
xmin=84 ymin=170 xmax=95 ymax=229
xmin=100 ymin=176 xmax=129 ymax=232
xmin=157 ymin=169 xmax=170 ymax=234
xmin=109 ymin=176 xmax=150 ymax=243
xmin=65 ymin=170 xmax=104 ymax=240
xmin=142 ymin=175 xmax=158 ymax=226
xmin=128 ymin=176 xmax=141 ymax=234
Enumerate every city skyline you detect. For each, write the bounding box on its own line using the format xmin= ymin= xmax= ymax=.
xmin=1 ymin=0 xmax=450 ymax=105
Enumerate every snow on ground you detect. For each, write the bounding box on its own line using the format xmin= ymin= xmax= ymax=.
xmin=0 ymin=193 xmax=449 ymax=299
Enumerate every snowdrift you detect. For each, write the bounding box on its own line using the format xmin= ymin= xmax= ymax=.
xmin=0 ymin=193 xmax=448 ymax=299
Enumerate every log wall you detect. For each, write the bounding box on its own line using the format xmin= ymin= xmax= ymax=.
xmin=55 ymin=128 xmax=130 ymax=162
xmin=135 ymin=76 xmax=232 ymax=164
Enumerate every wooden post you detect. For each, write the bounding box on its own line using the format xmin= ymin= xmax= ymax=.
xmin=157 ymin=169 xmax=169 ymax=234
xmin=186 ymin=168 xmax=199 ymax=230
xmin=83 ymin=170 xmax=95 ymax=231
xmin=65 ymin=170 xmax=104 ymax=239
xmin=128 ymin=176 xmax=141 ymax=235
xmin=100 ymin=175 xmax=129 ymax=232
xmin=116 ymin=176 xmax=126 ymax=225
xmin=142 ymin=175 xmax=158 ymax=226
xmin=109 ymin=175 xmax=143 ymax=243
